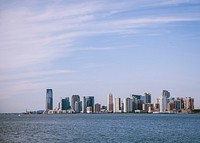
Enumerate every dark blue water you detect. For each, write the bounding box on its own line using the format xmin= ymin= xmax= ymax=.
xmin=0 ymin=114 xmax=200 ymax=143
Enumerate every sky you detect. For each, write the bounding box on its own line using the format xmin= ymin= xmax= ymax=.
xmin=0 ymin=0 xmax=200 ymax=113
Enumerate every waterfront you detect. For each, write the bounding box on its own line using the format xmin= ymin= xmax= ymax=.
xmin=0 ymin=114 xmax=200 ymax=143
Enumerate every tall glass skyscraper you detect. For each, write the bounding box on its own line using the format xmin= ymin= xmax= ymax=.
xmin=108 ymin=93 xmax=113 ymax=112
xmin=46 ymin=89 xmax=53 ymax=110
xmin=61 ymin=97 xmax=70 ymax=110
xmin=160 ymin=90 xmax=170 ymax=112
xmin=144 ymin=93 xmax=151 ymax=103
xmin=82 ymin=96 xmax=94 ymax=113
xmin=71 ymin=95 xmax=80 ymax=111
xmin=75 ymin=101 xmax=82 ymax=113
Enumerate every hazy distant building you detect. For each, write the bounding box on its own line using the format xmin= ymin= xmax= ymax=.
xmin=108 ymin=93 xmax=113 ymax=112
xmin=160 ymin=90 xmax=170 ymax=112
xmin=180 ymin=98 xmax=185 ymax=109
xmin=132 ymin=94 xmax=142 ymax=100
xmin=185 ymin=97 xmax=194 ymax=110
xmin=75 ymin=101 xmax=82 ymax=113
xmin=124 ymin=97 xmax=133 ymax=113
xmin=144 ymin=93 xmax=151 ymax=103
xmin=101 ymin=105 xmax=107 ymax=110
xmin=140 ymin=96 xmax=145 ymax=103
xmin=95 ymin=103 xmax=101 ymax=113
xmin=82 ymin=96 xmax=94 ymax=113
xmin=71 ymin=95 xmax=80 ymax=111
xmin=121 ymin=101 xmax=124 ymax=112
xmin=168 ymin=102 xmax=174 ymax=112
xmin=46 ymin=89 xmax=53 ymax=110
xmin=132 ymin=94 xmax=143 ymax=111
xmin=174 ymin=98 xmax=181 ymax=110
xmin=153 ymin=98 xmax=160 ymax=111
xmin=61 ymin=97 xmax=70 ymax=110
xmin=58 ymin=102 xmax=60 ymax=109
xmin=114 ymin=98 xmax=121 ymax=113
xmin=143 ymin=103 xmax=154 ymax=112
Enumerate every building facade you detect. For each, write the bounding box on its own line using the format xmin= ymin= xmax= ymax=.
xmin=114 ymin=98 xmax=121 ymax=113
xmin=82 ymin=96 xmax=94 ymax=113
xmin=108 ymin=93 xmax=113 ymax=112
xmin=71 ymin=95 xmax=80 ymax=111
xmin=185 ymin=97 xmax=194 ymax=110
xmin=61 ymin=97 xmax=70 ymax=110
xmin=132 ymin=95 xmax=143 ymax=111
xmin=144 ymin=93 xmax=151 ymax=103
xmin=95 ymin=103 xmax=101 ymax=113
xmin=46 ymin=89 xmax=53 ymax=110
xmin=174 ymin=98 xmax=181 ymax=110
xmin=124 ymin=97 xmax=133 ymax=113
xmin=160 ymin=90 xmax=170 ymax=112
xmin=75 ymin=101 xmax=82 ymax=113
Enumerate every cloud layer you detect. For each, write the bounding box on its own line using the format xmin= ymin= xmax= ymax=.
xmin=0 ymin=0 xmax=200 ymax=112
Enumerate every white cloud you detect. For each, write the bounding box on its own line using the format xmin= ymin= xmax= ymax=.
xmin=0 ymin=0 xmax=200 ymax=112
xmin=0 ymin=0 xmax=199 ymax=76
xmin=1 ymin=0 xmax=200 ymax=76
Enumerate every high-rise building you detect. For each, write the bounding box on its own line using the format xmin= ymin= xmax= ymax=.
xmin=95 ymin=103 xmax=101 ymax=113
xmin=132 ymin=94 xmax=143 ymax=110
xmin=75 ymin=101 xmax=82 ymax=113
xmin=82 ymin=96 xmax=94 ymax=113
xmin=144 ymin=93 xmax=151 ymax=103
xmin=191 ymin=98 xmax=194 ymax=109
xmin=114 ymin=98 xmax=121 ymax=113
xmin=82 ymin=96 xmax=86 ymax=113
xmin=160 ymin=90 xmax=170 ymax=112
xmin=174 ymin=98 xmax=181 ymax=110
xmin=168 ymin=102 xmax=174 ymax=112
xmin=121 ymin=101 xmax=124 ymax=112
xmin=61 ymin=97 xmax=70 ymax=110
xmin=71 ymin=95 xmax=80 ymax=111
xmin=153 ymin=98 xmax=160 ymax=111
xmin=108 ymin=93 xmax=113 ymax=112
xmin=46 ymin=89 xmax=53 ymax=110
xmin=185 ymin=97 xmax=194 ymax=110
xmin=180 ymin=98 xmax=185 ymax=109
xmin=132 ymin=94 xmax=142 ymax=100
xmin=123 ymin=97 xmax=133 ymax=113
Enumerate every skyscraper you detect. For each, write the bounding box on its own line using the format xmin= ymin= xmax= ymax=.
xmin=180 ymin=98 xmax=185 ymax=109
xmin=144 ymin=93 xmax=151 ymax=103
xmin=71 ymin=95 xmax=80 ymax=111
xmin=174 ymin=98 xmax=181 ymax=110
xmin=46 ymin=89 xmax=53 ymax=110
xmin=114 ymin=97 xmax=121 ymax=113
xmin=132 ymin=94 xmax=143 ymax=110
xmin=82 ymin=96 xmax=94 ymax=113
xmin=108 ymin=93 xmax=113 ymax=112
xmin=124 ymin=97 xmax=133 ymax=113
xmin=160 ymin=90 xmax=170 ymax=112
xmin=61 ymin=97 xmax=70 ymax=110
xmin=185 ymin=97 xmax=194 ymax=110
xmin=75 ymin=101 xmax=82 ymax=113
xmin=95 ymin=103 xmax=101 ymax=113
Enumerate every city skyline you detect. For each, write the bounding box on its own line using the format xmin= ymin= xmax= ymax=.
xmin=43 ymin=88 xmax=194 ymax=114
xmin=0 ymin=1 xmax=200 ymax=113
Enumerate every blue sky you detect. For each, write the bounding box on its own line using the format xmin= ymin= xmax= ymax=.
xmin=0 ymin=0 xmax=200 ymax=112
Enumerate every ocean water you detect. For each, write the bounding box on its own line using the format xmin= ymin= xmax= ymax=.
xmin=0 ymin=113 xmax=200 ymax=143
